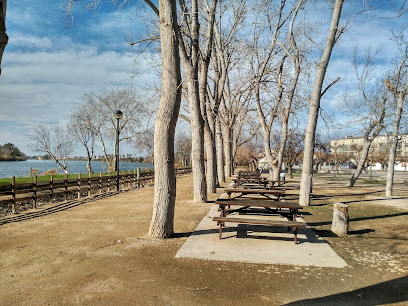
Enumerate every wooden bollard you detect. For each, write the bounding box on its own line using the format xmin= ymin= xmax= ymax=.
xmin=331 ymin=202 xmax=349 ymax=236
xmin=137 ymin=168 xmax=140 ymax=187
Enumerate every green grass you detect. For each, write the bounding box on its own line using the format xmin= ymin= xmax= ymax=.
xmin=0 ymin=170 xmax=154 ymax=185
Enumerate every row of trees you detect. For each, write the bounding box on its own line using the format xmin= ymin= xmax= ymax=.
xmin=142 ymin=0 xmax=407 ymax=237
xmin=29 ymin=89 xmax=152 ymax=174
xmin=1 ymin=0 xmax=405 ymax=239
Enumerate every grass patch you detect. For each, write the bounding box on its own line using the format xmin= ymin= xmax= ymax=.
xmin=0 ymin=170 xmax=153 ymax=185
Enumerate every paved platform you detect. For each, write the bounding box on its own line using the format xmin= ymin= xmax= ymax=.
xmin=175 ymin=204 xmax=347 ymax=268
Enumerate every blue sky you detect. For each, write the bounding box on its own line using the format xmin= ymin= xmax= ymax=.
xmin=0 ymin=0 xmax=406 ymax=156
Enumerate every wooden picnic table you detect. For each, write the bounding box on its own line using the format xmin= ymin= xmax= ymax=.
xmin=213 ymin=198 xmax=305 ymax=244
xmin=224 ymin=187 xmax=285 ymax=200
xmin=232 ymin=178 xmax=297 ymax=190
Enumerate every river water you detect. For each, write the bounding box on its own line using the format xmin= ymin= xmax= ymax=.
xmin=0 ymin=160 xmax=153 ymax=179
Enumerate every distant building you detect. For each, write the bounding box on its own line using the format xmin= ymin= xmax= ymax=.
xmin=330 ymin=134 xmax=408 ymax=171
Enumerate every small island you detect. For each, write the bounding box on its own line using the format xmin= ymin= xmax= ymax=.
xmin=0 ymin=143 xmax=27 ymax=161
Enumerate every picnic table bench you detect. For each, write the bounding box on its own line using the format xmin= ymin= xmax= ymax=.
xmin=213 ymin=198 xmax=305 ymax=244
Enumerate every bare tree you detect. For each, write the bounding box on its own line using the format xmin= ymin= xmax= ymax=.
xmin=299 ymin=0 xmax=344 ymax=206
xmin=346 ymin=47 xmax=388 ymax=187
xmin=68 ymin=106 xmax=96 ymax=173
xmin=30 ymin=125 xmax=73 ymax=174
xmin=175 ymin=131 xmax=192 ymax=167
xmin=384 ymin=28 xmax=408 ymax=196
xmin=0 ymin=0 xmax=8 ymax=75
xmin=82 ymin=88 xmax=148 ymax=171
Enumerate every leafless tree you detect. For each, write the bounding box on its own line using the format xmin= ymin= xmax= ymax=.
xmin=81 ymin=88 xmax=149 ymax=171
xmin=346 ymin=47 xmax=388 ymax=187
xmin=384 ymin=28 xmax=408 ymax=197
xmin=30 ymin=125 xmax=73 ymax=174
xmin=299 ymin=0 xmax=344 ymax=206
xmin=68 ymin=106 xmax=96 ymax=173
xmin=0 ymin=0 xmax=8 ymax=75
xmin=175 ymin=131 xmax=192 ymax=167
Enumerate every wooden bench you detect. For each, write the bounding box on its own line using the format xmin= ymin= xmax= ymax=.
xmin=213 ymin=216 xmax=306 ymax=244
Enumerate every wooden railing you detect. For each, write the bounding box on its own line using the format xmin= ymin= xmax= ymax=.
xmin=0 ymin=167 xmax=191 ymax=216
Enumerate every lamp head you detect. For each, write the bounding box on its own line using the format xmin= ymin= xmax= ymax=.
xmin=113 ymin=109 xmax=123 ymax=120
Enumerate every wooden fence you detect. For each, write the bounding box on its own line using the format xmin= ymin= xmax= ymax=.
xmin=0 ymin=167 xmax=191 ymax=216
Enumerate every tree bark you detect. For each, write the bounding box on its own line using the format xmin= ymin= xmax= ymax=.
xmin=216 ymin=117 xmax=225 ymax=182
xmin=178 ymin=0 xmax=207 ymax=203
xmin=299 ymin=0 xmax=343 ymax=206
xmin=149 ymin=0 xmax=182 ymax=239
xmin=223 ymin=124 xmax=233 ymax=177
xmin=0 ymin=0 xmax=8 ymax=75
xmin=386 ymin=89 xmax=406 ymax=197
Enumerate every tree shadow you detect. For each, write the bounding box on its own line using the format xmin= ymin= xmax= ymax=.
xmin=284 ymin=275 xmax=408 ymax=305
xmin=308 ymin=211 xmax=408 ymax=227
xmin=315 ymin=228 xmax=376 ymax=238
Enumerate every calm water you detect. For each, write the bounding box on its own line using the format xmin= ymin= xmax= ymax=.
xmin=0 ymin=160 xmax=153 ymax=179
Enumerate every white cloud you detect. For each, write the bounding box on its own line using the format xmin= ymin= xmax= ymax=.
xmin=0 ymin=34 xmax=159 ymax=155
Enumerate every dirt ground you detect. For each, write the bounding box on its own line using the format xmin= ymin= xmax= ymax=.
xmin=0 ymin=172 xmax=407 ymax=305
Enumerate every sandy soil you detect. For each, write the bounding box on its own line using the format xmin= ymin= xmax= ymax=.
xmin=0 ymin=172 xmax=407 ymax=305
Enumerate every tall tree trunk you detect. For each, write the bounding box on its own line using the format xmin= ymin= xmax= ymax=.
xmin=254 ymin=82 xmax=276 ymax=180
xmin=149 ymin=0 xmax=182 ymax=239
xmin=186 ymin=75 xmax=207 ymax=202
xmin=223 ymin=124 xmax=233 ymax=177
xmin=216 ymin=117 xmax=225 ymax=182
xmin=200 ymin=0 xmax=218 ymax=193
xmin=0 ymin=0 xmax=8 ymax=75
xmin=178 ymin=0 xmax=207 ymax=203
xmin=86 ymin=147 xmax=93 ymax=173
xmin=299 ymin=0 xmax=343 ymax=206
xmin=386 ymin=91 xmax=405 ymax=197
xmin=200 ymin=63 xmax=217 ymax=193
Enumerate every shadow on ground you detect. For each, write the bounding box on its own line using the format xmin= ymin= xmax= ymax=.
xmin=284 ymin=275 xmax=408 ymax=305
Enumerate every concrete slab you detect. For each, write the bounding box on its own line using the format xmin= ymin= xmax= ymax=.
xmin=175 ymin=204 xmax=347 ymax=268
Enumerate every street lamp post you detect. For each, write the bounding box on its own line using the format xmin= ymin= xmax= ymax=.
xmin=113 ymin=110 xmax=123 ymax=191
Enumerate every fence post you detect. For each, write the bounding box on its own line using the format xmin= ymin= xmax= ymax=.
xmin=133 ymin=169 xmax=136 ymax=187
xmin=107 ymin=172 xmax=110 ymax=193
xmin=88 ymin=172 xmax=91 ymax=197
xmin=50 ymin=174 xmax=54 ymax=203
xmin=33 ymin=175 xmax=37 ymax=209
xmin=121 ymin=171 xmax=125 ymax=191
xmin=77 ymin=173 xmax=81 ymax=199
xmin=11 ymin=176 xmax=16 ymax=214
xmin=99 ymin=172 xmax=102 ymax=194
xmin=137 ymin=168 xmax=140 ymax=188
xmin=128 ymin=169 xmax=131 ymax=188
xmin=64 ymin=173 xmax=68 ymax=201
